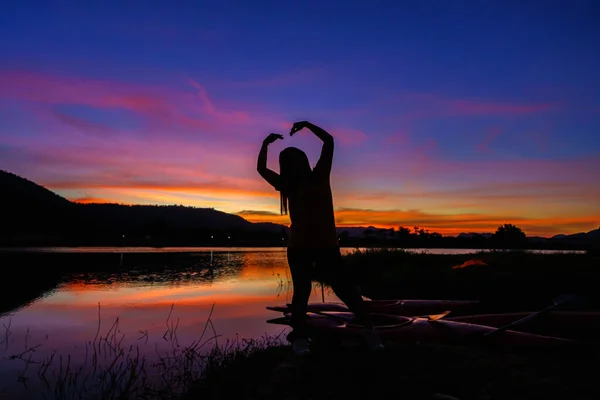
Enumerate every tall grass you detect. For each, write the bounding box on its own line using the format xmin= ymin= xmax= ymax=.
xmin=0 ymin=303 xmax=286 ymax=400
xmin=343 ymin=248 xmax=600 ymax=313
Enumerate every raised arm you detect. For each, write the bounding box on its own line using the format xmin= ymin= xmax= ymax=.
xmin=290 ymin=121 xmax=334 ymax=176
xmin=257 ymin=133 xmax=283 ymax=190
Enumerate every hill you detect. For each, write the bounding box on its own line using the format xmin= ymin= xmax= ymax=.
xmin=0 ymin=170 xmax=288 ymax=246
xmin=0 ymin=170 xmax=72 ymax=209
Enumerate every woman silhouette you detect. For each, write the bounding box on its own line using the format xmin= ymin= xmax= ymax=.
xmin=257 ymin=121 xmax=384 ymax=355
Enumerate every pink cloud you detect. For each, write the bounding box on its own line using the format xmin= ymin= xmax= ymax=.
xmin=0 ymin=71 xmax=167 ymax=113
xmin=338 ymin=181 xmax=600 ymax=204
xmin=448 ymin=100 xmax=554 ymax=115
xmin=477 ymin=127 xmax=502 ymax=152
xmin=0 ymin=70 xmax=285 ymax=139
xmin=392 ymin=92 xmax=556 ymax=121
xmin=0 ymin=70 xmax=370 ymax=157
xmin=221 ymin=67 xmax=328 ymax=89
xmin=50 ymin=110 xmax=114 ymax=135
xmin=332 ymin=148 xmax=600 ymax=206
xmin=384 ymin=130 xmax=410 ymax=145
xmin=331 ymin=127 xmax=369 ymax=145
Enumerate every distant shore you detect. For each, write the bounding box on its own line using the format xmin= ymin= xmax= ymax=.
xmin=0 ymin=244 xmax=591 ymax=253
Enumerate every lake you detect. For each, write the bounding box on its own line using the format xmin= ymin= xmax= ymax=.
xmin=0 ymin=247 xmax=584 ymax=398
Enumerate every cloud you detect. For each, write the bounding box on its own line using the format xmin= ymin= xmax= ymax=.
xmin=0 ymin=69 xmax=286 ymax=139
xmin=476 ymin=127 xmax=502 ymax=152
xmin=447 ymin=99 xmax=554 ymax=115
xmin=237 ymin=210 xmax=280 ymax=216
xmin=222 ymin=67 xmax=328 ymax=89
xmin=0 ymin=70 xmax=167 ymax=113
xmin=384 ymin=130 xmax=410 ymax=145
xmin=237 ymin=207 xmax=599 ymax=237
xmin=331 ymin=127 xmax=369 ymax=145
xmin=49 ymin=109 xmax=114 ymax=136
xmin=70 ymin=197 xmax=113 ymax=204
xmin=48 ymin=179 xmax=274 ymax=200
xmin=390 ymin=92 xmax=556 ymax=121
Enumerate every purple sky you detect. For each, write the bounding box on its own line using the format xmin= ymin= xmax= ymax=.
xmin=1 ymin=1 xmax=599 ymax=236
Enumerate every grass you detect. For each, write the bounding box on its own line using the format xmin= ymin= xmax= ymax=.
xmin=183 ymin=340 xmax=600 ymax=400
xmin=343 ymin=248 xmax=600 ymax=313
xmin=0 ymin=303 xmax=285 ymax=400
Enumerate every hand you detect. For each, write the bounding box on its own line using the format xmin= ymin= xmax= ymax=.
xmin=290 ymin=121 xmax=311 ymax=136
xmin=263 ymin=133 xmax=283 ymax=144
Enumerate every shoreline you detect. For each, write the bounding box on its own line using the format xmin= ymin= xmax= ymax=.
xmin=0 ymin=245 xmax=588 ymax=254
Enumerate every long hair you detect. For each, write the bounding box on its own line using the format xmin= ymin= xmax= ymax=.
xmin=279 ymin=147 xmax=313 ymax=215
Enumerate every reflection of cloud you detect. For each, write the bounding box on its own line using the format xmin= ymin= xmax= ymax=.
xmin=453 ymin=259 xmax=488 ymax=269
xmin=0 ymin=259 xmax=335 ymax=360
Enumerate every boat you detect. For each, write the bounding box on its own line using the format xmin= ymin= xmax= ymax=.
xmin=269 ymin=298 xmax=600 ymax=341
xmin=266 ymin=299 xmax=479 ymax=317
xmin=266 ymin=311 xmax=578 ymax=347
xmin=447 ymin=311 xmax=600 ymax=342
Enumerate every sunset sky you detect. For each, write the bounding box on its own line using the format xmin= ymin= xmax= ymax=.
xmin=1 ymin=1 xmax=599 ymax=237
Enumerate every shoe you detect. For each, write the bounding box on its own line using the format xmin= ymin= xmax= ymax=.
xmin=292 ymin=338 xmax=311 ymax=356
xmin=363 ymin=328 xmax=384 ymax=351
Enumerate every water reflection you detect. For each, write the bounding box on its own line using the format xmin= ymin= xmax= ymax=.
xmin=0 ymin=250 xmax=338 ymax=399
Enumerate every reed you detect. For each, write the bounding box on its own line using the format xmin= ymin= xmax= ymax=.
xmin=1 ymin=303 xmax=286 ymax=399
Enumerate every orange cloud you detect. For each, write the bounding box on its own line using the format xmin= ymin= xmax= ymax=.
xmin=71 ymin=197 xmax=113 ymax=204
xmin=50 ymin=180 xmax=275 ymax=200
xmin=238 ymin=208 xmax=600 ymax=237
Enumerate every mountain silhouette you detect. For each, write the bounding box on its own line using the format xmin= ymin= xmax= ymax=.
xmin=0 ymin=170 xmax=72 ymax=209
xmin=0 ymin=170 xmax=288 ymax=246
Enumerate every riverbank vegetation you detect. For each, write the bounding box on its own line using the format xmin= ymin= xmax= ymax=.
xmin=0 ymin=303 xmax=285 ymax=399
xmin=346 ymin=248 xmax=600 ymax=313
xmin=184 ymin=340 xmax=598 ymax=400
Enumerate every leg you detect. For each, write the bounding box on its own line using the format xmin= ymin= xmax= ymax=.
xmin=286 ymin=247 xmax=314 ymax=343
xmin=316 ymin=248 xmax=384 ymax=350
xmin=316 ymin=248 xmax=374 ymax=329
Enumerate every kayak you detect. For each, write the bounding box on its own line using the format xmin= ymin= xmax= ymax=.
xmin=266 ymin=299 xmax=479 ymax=317
xmin=266 ymin=311 xmax=577 ymax=347
xmin=447 ymin=311 xmax=600 ymax=342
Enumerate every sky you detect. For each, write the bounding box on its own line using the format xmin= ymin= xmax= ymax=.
xmin=1 ymin=1 xmax=599 ymax=237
